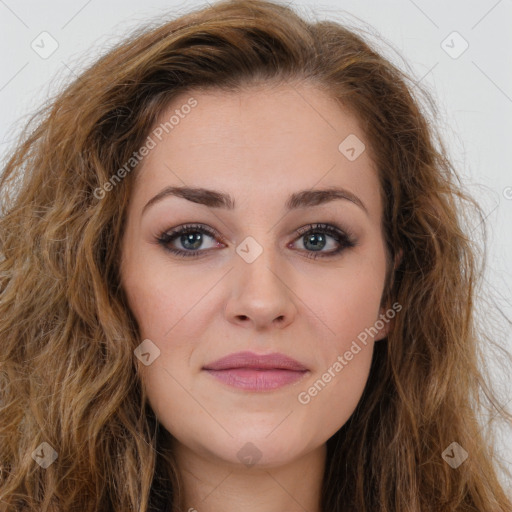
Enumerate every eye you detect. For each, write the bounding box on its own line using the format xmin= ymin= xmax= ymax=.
xmin=290 ymin=223 xmax=356 ymax=260
xmin=155 ymin=222 xmax=356 ymax=259
xmin=156 ymin=223 xmax=223 ymax=258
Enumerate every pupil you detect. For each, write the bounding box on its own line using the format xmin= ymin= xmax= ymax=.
xmin=181 ymin=232 xmax=202 ymax=250
xmin=304 ymin=233 xmax=325 ymax=251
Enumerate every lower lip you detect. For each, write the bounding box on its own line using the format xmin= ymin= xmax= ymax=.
xmin=203 ymin=368 xmax=308 ymax=391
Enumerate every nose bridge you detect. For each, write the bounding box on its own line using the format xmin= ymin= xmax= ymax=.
xmin=224 ymin=232 xmax=297 ymax=329
xmin=238 ymin=236 xmax=281 ymax=291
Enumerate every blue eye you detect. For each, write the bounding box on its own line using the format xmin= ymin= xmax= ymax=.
xmin=156 ymin=222 xmax=356 ymax=259
xmin=156 ymin=223 xmax=223 ymax=258
xmin=292 ymin=223 xmax=356 ymax=259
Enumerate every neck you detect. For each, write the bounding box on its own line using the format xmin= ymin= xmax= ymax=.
xmin=170 ymin=441 xmax=327 ymax=512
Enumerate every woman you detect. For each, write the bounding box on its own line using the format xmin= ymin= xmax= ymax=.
xmin=1 ymin=0 xmax=510 ymax=510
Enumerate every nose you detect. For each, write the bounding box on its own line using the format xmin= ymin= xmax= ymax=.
xmin=224 ymin=246 xmax=297 ymax=331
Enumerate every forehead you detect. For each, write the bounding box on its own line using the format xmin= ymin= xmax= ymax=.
xmin=132 ymin=82 xmax=381 ymax=216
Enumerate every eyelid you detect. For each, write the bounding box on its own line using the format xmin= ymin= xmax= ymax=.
xmin=156 ymin=221 xmax=357 ymax=259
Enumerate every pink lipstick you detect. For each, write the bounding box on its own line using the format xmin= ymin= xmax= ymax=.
xmin=202 ymin=351 xmax=309 ymax=391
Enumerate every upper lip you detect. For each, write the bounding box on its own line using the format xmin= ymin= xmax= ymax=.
xmin=203 ymin=351 xmax=308 ymax=371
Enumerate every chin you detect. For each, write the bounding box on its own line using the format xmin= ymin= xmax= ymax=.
xmin=195 ymin=429 xmax=317 ymax=469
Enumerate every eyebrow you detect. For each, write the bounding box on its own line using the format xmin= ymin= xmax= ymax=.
xmin=141 ymin=185 xmax=368 ymax=216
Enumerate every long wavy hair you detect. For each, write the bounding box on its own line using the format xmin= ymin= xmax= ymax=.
xmin=1 ymin=0 xmax=511 ymax=510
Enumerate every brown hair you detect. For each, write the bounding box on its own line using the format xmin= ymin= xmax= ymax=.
xmin=1 ymin=1 xmax=511 ymax=510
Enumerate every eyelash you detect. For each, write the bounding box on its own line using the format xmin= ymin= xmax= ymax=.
xmin=155 ymin=222 xmax=356 ymax=260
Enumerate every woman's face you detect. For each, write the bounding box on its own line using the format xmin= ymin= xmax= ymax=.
xmin=120 ymin=82 xmax=390 ymax=468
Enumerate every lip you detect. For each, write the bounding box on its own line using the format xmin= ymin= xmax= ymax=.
xmin=202 ymin=351 xmax=309 ymax=391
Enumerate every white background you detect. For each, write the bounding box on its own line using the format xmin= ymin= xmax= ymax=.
xmin=1 ymin=0 xmax=510 ymax=488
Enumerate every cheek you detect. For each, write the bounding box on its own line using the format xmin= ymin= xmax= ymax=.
xmin=293 ymin=261 xmax=383 ymax=429
xmin=308 ymin=259 xmax=386 ymax=346
xmin=122 ymin=257 xmax=208 ymax=341
xmin=295 ymin=341 xmax=374 ymax=441
xmin=122 ymin=260 xmax=212 ymax=415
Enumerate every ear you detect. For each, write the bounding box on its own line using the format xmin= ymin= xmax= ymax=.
xmin=374 ymin=249 xmax=403 ymax=342
xmin=394 ymin=248 xmax=403 ymax=269
xmin=375 ymin=300 xmax=404 ymax=341
xmin=373 ymin=308 xmax=392 ymax=342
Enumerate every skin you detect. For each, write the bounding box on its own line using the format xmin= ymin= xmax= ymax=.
xmin=120 ymin=82 xmax=390 ymax=512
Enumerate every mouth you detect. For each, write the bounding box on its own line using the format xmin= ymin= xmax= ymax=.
xmin=202 ymin=351 xmax=309 ymax=391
